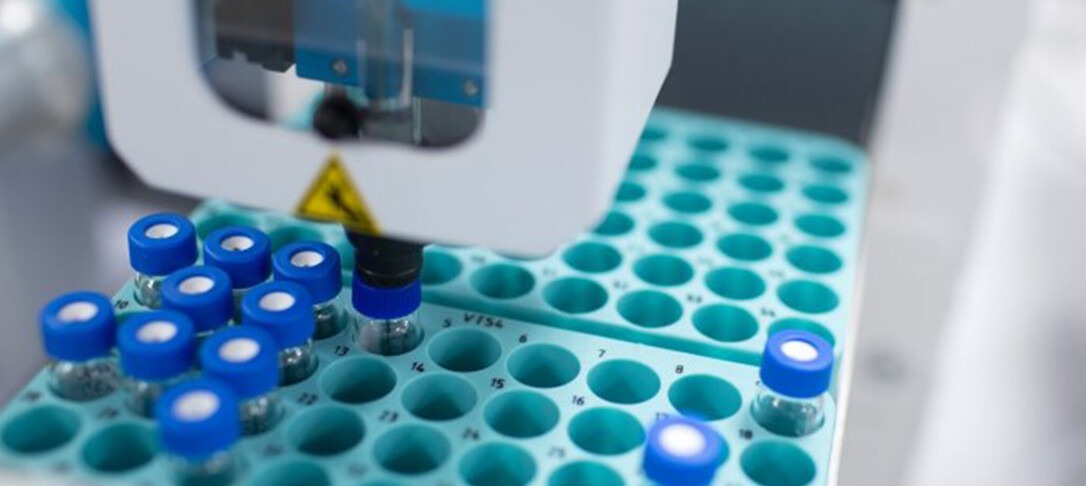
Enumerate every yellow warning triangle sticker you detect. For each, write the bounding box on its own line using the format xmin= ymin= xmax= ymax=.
xmin=295 ymin=155 xmax=381 ymax=235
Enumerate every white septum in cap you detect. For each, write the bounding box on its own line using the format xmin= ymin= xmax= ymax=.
xmin=221 ymin=235 xmax=254 ymax=252
xmin=137 ymin=321 xmax=179 ymax=343
xmin=172 ymin=390 xmax=220 ymax=422
xmin=145 ymin=223 xmax=179 ymax=239
xmin=179 ymin=276 xmax=215 ymax=295
xmin=57 ymin=301 xmax=99 ymax=323
xmin=780 ymin=339 xmax=819 ymax=362
xmin=659 ymin=423 xmax=707 ymax=458
xmin=219 ymin=337 xmax=260 ymax=363
xmin=259 ymin=291 xmax=296 ymax=312
xmin=290 ymin=250 xmax=325 ymax=268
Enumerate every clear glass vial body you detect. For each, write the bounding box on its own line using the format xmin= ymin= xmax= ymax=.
xmin=279 ymin=341 xmax=318 ymax=385
xmin=354 ymin=310 xmax=423 ymax=356
xmin=123 ymin=376 xmax=184 ymax=418
xmin=47 ymin=358 xmax=118 ymax=402
xmin=231 ymin=288 xmax=251 ymax=323
xmin=750 ymin=384 xmax=826 ymax=437
xmin=239 ymin=393 xmax=283 ymax=436
xmin=171 ymin=451 xmax=242 ymax=486
xmin=313 ymin=301 xmax=345 ymax=339
xmin=134 ymin=273 xmax=166 ymax=309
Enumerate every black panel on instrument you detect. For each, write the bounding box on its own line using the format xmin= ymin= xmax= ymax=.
xmin=213 ymin=0 xmax=295 ymax=72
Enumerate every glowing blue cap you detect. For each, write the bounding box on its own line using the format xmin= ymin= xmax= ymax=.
xmin=351 ymin=274 xmax=421 ymax=319
xmin=156 ymin=379 xmax=240 ymax=461
xmin=162 ymin=266 xmax=234 ymax=334
xmin=760 ymin=330 xmax=834 ymax=399
xmin=40 ymin=292 xmax=116 ymax=362
xmin=241 ymin=281 xmax=315 ymax=349
xmin=118 ymin=311 xmax=196 ymax=381
xmin=199 ymin=327 xmax=279 ymax=399
xmin=127 ymin=213 xmax=197 ymax=276
xmin=273 ymin=242 xmax=342 ymax=303
xmin=643 ymin=416 xmax=727 ymax=486
xmin=203 ymin=226 xmax=272 ymax=289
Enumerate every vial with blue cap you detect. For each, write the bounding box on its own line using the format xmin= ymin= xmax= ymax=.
xmin=643 ymin=416 xmax=727 ymax=486
xmin=203 ymin=226 xmax=272 ymax=322
xmin=127 ymin=213 xmax=198 ymax=309
xmin=241 ymin=281 xmax=318 ymax=385
xmin=349 ymin=234 xmax=425 ymax=355
xmin=40 ymin=291 xmax=119 ymax=401
xmin=117 ymin=311 xmax=197 ymax=417
xmin=273 ymin=241 xmax=346 ymax=339
xmin=156 ymin=379 xmax=243 ymax=486
xmin=162 ymin=266 xmax=235 ymax=339
xmin=751 ymin=329 xmax=834 ymax=437
xmin=200 ymin=326 xmax=282 ymax=435
xmin=352 ymin=275 xmax=423 ymax=356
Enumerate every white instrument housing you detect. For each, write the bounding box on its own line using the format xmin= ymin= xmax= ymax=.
xmin=91 ymin=0 xmax=678 ymax=254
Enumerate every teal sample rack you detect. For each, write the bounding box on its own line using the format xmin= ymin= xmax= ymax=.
xmin=0 ymin=108 xmax=868 ymax=486
xmin=423 ymin=109 xmax=866 ymax=366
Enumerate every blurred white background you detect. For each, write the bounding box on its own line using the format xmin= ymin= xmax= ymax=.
xmin=904 ymin=0 xmax=1086 ymax=484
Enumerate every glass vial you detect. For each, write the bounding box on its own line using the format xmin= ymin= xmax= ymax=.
xmin=351 ymin=275 xmax=423 ymax=356
xmin=356 ymin=311 xmax=424 ymax=356
xmin=200 ymin=327 xmax=283 ymax=435
xmin=278 ymin=342 xmax=318 ymax=386
xmin=133 ymin=273 xmax=166 ymax=309
xmin=40 ymin=292 xmax=119 ymax=401
xmin=241 ymin=281 xmax=319 ymax=385
xmin=127 ymin=213 xmax=198 ymax=309
xmin=157 ymin=379 xmax=243 ymax=486
xmin=313 ymin=300 xmax=345 ymax=339
xmin=117 ymin=310 xmax=197 ymax=417
xmin=751 ymin=385 xmax=827 ymax=437
xmin=162 ymin=265 xmax=236 ymax=339
xmin=47 ymin=359 xmax=118 ymax=402
xmin=642 ymin=416 xmax=726 ymax=486
xmin=272 ymin=241 xmax=347 ymax=340
xmin=752 ymin=330 xmax=834 ymax=437
xmin=203 ymin=226 xmax=272 ymax=323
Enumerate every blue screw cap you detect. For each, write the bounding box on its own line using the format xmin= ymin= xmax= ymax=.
xmin=127 ymin=213 xmax=197 ymax=276
xmin=118 ymin=311 xmax=196 ymax=381
xmin=241 ymin=281 xmax=315 ymax=349
xmin=643 ymin=416 xmax=727 ymax=486
xmin=199 ymin=326 xmax=279 ymax=399
xmin=273 ymin=242 xmax=342 ymax=303
xmin=203 ymin=226 xmax=272 ymax=289
xmin=40 ymin=292 xmax=116 ymax=362
xmin=162 ymin=266 xmax=234 ymax=334
xmin=351 ymin=274 xmax=421 ymax=319
xmin=760 ymin=330 xmax=834 ymax=398
xmin=156 ymin=379 xmax=240 ymax=461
